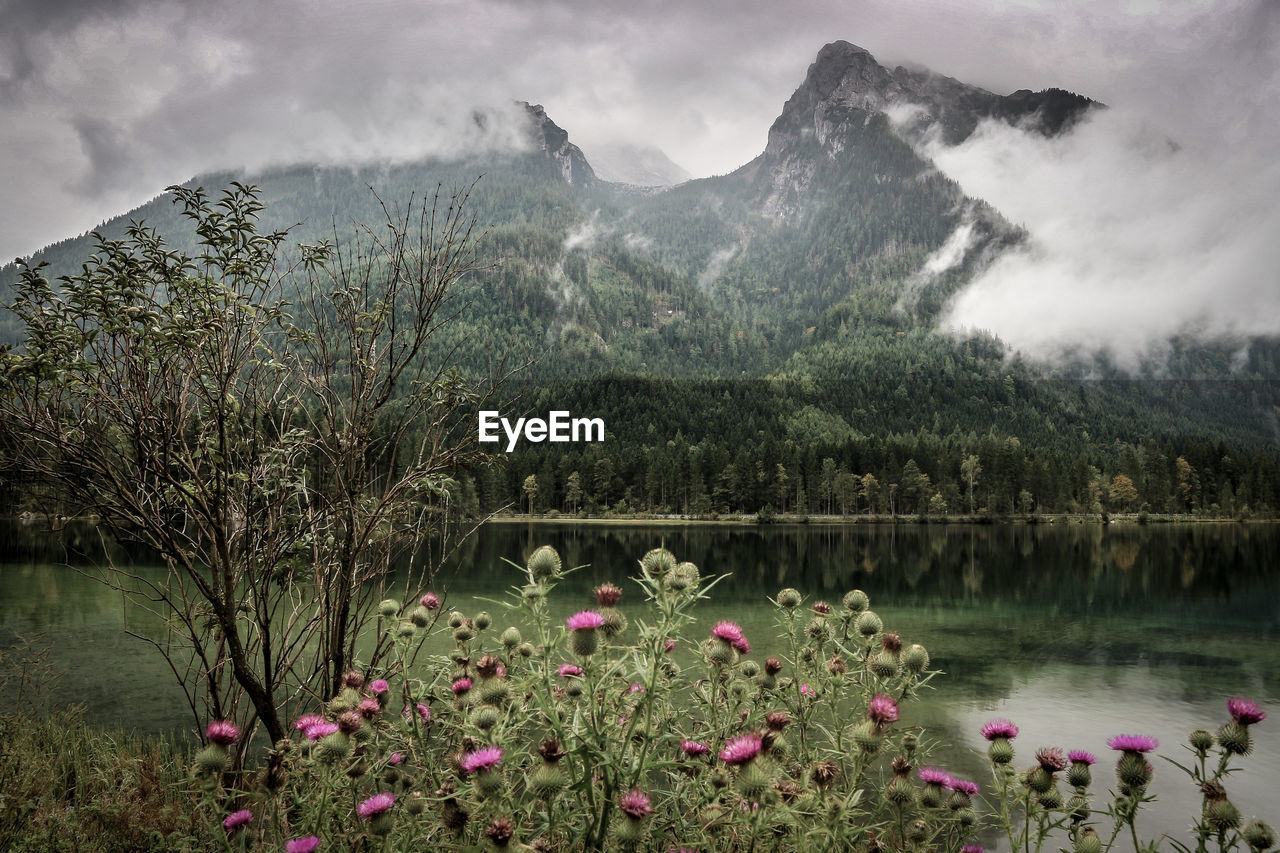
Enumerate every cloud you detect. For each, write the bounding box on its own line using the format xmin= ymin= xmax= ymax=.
xmin=928 ymin=1 xmax=1280 ymax=365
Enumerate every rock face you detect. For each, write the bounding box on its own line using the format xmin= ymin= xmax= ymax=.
xmin=586 ymin=143 xmax=692 ymax=187
xmin=520 ymin=101 xmax=597 ymax=186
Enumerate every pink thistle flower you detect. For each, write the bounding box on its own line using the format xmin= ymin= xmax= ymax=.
xmin=719 ymin=733 xmax=763 ymax=766
xmin=294 ymin=713 xmax=326 ymax=732
xmin=1036 ymin=747 xmax=1068 ymax=772
xmin=461 ymin=746 xmax=503 ymax=775
xmin=1107 ymin=734 xmax=1158 ymax=754
xmin=1228 ymin=697 xmax=1267 ymax=726
xmin=369 ymin=679 xmax=389 ymax=695
xmin=681 ymin=740 xmax=710 ymax=757
xmin=947 ymin=778 xmax=980 ymax=796
xmin=356 ymin=791 xmax=395 ymax=819
xmin=565 ymin=610 xmax=605 ymax=631
xmin=732 ymin=636 xmax=751 ymax=655
xmin=962 ymin=846 xmax=984 ymax=853
xmin=711 ymin=621 xmax=744 ymax=644
xmin=285 ymin=837 xmax=321 ymax=853
xmin=358 ymin=698 xmax=381 ymax=719
xmin=619 ymin=788 xmax=653 ymax=820
xmin=206 ymin=720 xmax=239 ymax=746
xmin=629 ymin=683 xmax=645 ymax=695
xmin=558 ymin=663 xmax=584 ymax=678
xmin=403 ymin=703 xmax=430 ymax=722
xmin=451 ymin=677 xmax=473 ymax=695
xmin=420 ymin=592 xmax=440 ymax=610
xmin=867 ymin=694 xmax=899 ymax=726
xmin=388 ymin=752 xmax=403 ymax=766
xmin=1068 ymin=750 xmax=1097 ymax=765
xmin=223 ymin=809 xmax=252 ymax=833
xmin=980 ymin=718 xmax=1019 ymax=740
xmin=799 ymin=683 xmax=816 ymax=697
xmin=664 ymin=639 xmax=677 ymax=653
xmin=305 ymin=721 xmax=340 ymax=741
xmin=342 ymin=670 xmax=364 ymax=689
xmin=918 ymin=766 xmax=952 ymax=785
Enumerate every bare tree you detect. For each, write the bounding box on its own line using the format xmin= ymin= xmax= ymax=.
xmin=0 ymin=181 xmax=503 ymax=747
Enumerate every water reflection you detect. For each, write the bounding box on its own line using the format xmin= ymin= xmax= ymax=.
xmin=2 ymin=520 xmax=1278 ymax=847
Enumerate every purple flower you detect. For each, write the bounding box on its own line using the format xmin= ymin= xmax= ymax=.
xmin=719 ymin=733 xmax=763 ymax=766
xmin=305 ymin=721 xmax=340 ymax=741
xmin=629 ymin=683 xmax=645 ymax=695
xmin=711 ymin=621 xmax=744 ymax=644
xmin=980 ymin=718 xmax=1019 ymax=740
xmin=619 ymin=788 xmax=653 ymax=819
xmin=947 ymin=778 xmax=980 ymax=796
xmin=681 ymin=740 xmax=710 ymax=757
xmin=1228 ymin=697 xmax=1267 ymax=726
xmin=867 ymin=694 xmax=899 ymax=726
xmin=369 ymin=679 xmax=389 ymax=695
xmin=566 ymin=610 xmax=605 ymax=631
xmin=962 ymin=845 xmax=984 ymax=853
xmin=388 ymin=752 xmax=403 ymax=766
xmin=1036 ymin=747 xmax=1068 ymax=772
xmin=558 ymin=663 xmax=584 ymax=678
xmin=404 ymin=702 xmax=430 ymax=722
xmin=358 ymin=698 xmax=381 ymax=719
xmin=461 ymin=746 xmax=503 ymax=775
xmin=918 ymin=766 xmax=952 ymax=785
xmin=294 ymin=713 xmax=326 ymax=732
xmin=1068 ymin=750 xmax=1097 ymax=765
xmin=286 ymin=837 xmax=321 ymax=853
xmin=206 ymin=720 xmax=240 ymax=746
xmin=356 ymin=791 xmax=395 ymax=819
xmin=799 ymin=683 xmax=816 ymax=697
xmin=420 ymin=592 xmax=440 ymax=610
xmin=732 ymin=636 xmax=751 ymax=655
xmin=223 ymin=809 xmax=252 ymax=833
xmin=451 ymin=677 xmax=473 ymax=695
xmin=664 ymin=639 xmax=677 ymax=653
xmin=1107 ymin=734 xmax=1159 ymax=754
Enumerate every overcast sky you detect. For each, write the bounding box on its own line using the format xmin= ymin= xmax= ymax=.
xmin=2 ymin=0 xmax=1277 ymax=361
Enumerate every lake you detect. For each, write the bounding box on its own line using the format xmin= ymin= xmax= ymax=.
xmin=2 ymin=519 xmax=1278 ymax=848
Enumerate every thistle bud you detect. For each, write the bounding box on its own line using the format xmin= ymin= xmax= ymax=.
xmin=500 ymin=627 xmax=522 ymax=649
xmin=378 ymin=599 xmax=401 ymax=618
xmin=843 ymin=589 xmax=870 ymax=612
xmin=1216 ymin=721 xmax=1251 ymax=756
xmin=1242 ymin=820 xmax=1276 ymax=851
xmin=870 ymin=650 xmax=899 ymax=678
xmin=527 ymin=545 xmax=561 ymax=579
xmin=409 ymin=606 xmax=431 ymax=628
xmin=1075 ymin=828 xmax=1103 ymax=853
xmin=1038 ymin=787 xmax=1064 ymax=809
xmin=641 ymin=548 xmax=677 ymax=578
xmin=448 ymin=611 xmax=465 ymax=628
xmin=517 ymin=642 xmax=534 ymax=658
xmin=1189 ymin=728 xmax=1214 ymax=754
xmin=777 ymin=588 xmax=802 ymax=608
xmin=397 ymin=621 xmax=417 ymax=639
xmin=855 ymin=610 xmax=883 ymax=637
xmin=454 ymin=624 xmax=475 ymax=644
xmin=473 ymin=706 xmax=500 ymax=730
xmin=474 ymin=611 xmax=492 ymax=631
xmin=904 ymin=644 xmax=930 ymax=673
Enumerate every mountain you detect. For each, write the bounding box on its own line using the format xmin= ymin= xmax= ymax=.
xmin=584 ymin=143 xmax=692 ymax=187
xmin=3 ymin=41 xmax=1277 ymax=518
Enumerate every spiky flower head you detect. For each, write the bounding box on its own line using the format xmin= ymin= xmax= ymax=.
xmin=527 ymin=545 xmax=562 ymax=579
xmin=854 ymin=610 xmax=882 ymax=637
xmin=811 ymin=600 xmax=832 ymax=615
xmin=962 ymin=846 xmax=984 ymax=853
xmin=558 ymin=663 xmax=583 ymax=678
xmin=842 ymin=589 xmax=870 ymax=612
xmin=461 ymin=746 xmax=503 ymax=775
xmin=1228 ymin=697 xmax=1267 ymax=726
xmin=720 ymin=733 xmax=763 ymax=766
xmin=711 ymin=621 xmax=744 ymax=644
xmin=305 ymin=721 xmax=340 ymax=741
xmin=476 ymin=654 xmax=504 ymax=679
xmin=918 ymin=766 xmax=952 ymax=785
xmin=1242 ymin=819 xmax=1276 ymax=851
xmin=594 ymin=583 xmax=623 ymax=607
xmin=223 ymin=809 xmax=252 ymax=833
xmin=483 ymin=817 xmax=515 ymax=847
xmin=420 ymin=592 xmax=440 ymax=610
xmin=948 ymin=778 xmax=980 ymax=796
xmin=1107 ymin=734 xmax=1158 ymax=754
xmin=765 ymin=711 xmax=791 ymax=731
xmin=357 ymin=791 xmax=395 ymax=822
xmin=777 ymin=587 xmax=802 ymax=608
xmin=369 ymin=679 xmax=389 ymax=695
xmin=342 ymin=670 xmax=365 ymax=689
xmin=337 ymin=711 xmax=363 ymax=734
xmin=619 ymin=788 xmax=653 ymax=820
xmin=799 ymin=683 xmax=816 ymax=697
xmin=405 ymin=702 xmax=430 ymax=723
xmin=1189 ymin=728 xmax=1214 ymax=752
xmin=881 ymin=632 xmax=903 ymax=652
xmin=980 ymin=719 xmax=1019 ymax=741
xmin=206 ymin=720 xmax=240 ymax=746
xmin=377 ymin=599 xmax=400 ymax=618
xmin=358 ymin=697 xmax=381 ymax=719
xmin=867 ymin=694 xmax=899 ymax=727
xmin=285 ymin=837 xmax=320 ymax=853
xmin=566 ymin=610 xmax=605 ymax=631
xmin=641 ymin=548 xmax=677 ymax=577
xmin=681 ymin=740 xmax=710 ymax=757
xmin=904 ymin=643 xmax=930 ymax=673
xmin=451 ymin=677 xmax=473 ymax=695
xmin=1068 ymin=750 xmax=1096 ymax=765
xmin=1036 ymin=747 xmax=1068 ymax=772
xmin=764 ymin=657 xmax=783 ymax=675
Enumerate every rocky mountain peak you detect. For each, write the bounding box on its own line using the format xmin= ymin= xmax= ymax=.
xmin=519 ymin=101 xmax=596 ymax=186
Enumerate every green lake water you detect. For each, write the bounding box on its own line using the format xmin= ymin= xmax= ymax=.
xmin=2 ymin=520 xmax=1278 ymax=848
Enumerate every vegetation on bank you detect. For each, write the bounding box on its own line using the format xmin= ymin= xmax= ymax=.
xmin=2 ymin=545 xmax=1275 ymax=852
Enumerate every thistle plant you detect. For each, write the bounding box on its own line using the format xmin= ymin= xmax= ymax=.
xmin=186 ymin=545 xmax=1274 ymax=853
